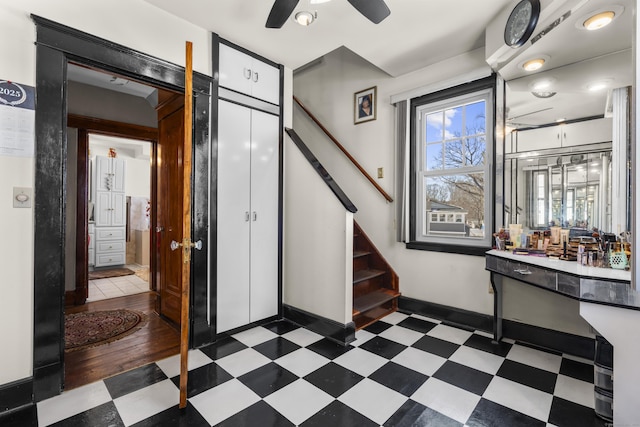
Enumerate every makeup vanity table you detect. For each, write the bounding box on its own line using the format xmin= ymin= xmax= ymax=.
xmin=486 ymin=249 xmax=640 ymax=422
xmin=485 ymin=249 xmax=635 ymax=342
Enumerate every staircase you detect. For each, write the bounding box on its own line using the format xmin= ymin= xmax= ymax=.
xmin=353 ymin=221 xmax=400 ymax=329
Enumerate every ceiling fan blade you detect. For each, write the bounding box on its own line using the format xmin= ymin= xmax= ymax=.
xmin=266 ymin=0 xmax=299 ymax=28
xmin=347 ymin=0 xmax=390 ymax=24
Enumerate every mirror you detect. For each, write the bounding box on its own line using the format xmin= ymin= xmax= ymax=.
xmin=499 ymin=0 xmax=633 ymax=234
xmin=507 ymin=149 xmax=611 ymax=230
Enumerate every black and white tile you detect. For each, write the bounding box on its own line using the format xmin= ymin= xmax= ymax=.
xmin=32 ymin=312 xmax=609 ymax=426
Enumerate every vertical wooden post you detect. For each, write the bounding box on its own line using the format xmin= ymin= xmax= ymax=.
xmin=179 ymin=40 xmax=193 ymax=410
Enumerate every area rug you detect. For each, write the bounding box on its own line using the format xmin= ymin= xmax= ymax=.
xmin=65 ymin=309 xmax=147 ymax=352
xmin=89 ymin=267 xmax=135 ymax=280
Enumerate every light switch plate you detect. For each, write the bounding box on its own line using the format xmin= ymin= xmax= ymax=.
xmin=13 ymin=187 xmax=32 ymax=208
xmin=377 ymin=167 xmax=384 ymax=178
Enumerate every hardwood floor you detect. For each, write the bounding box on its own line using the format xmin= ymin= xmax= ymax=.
xmin=64 ymin=292 xmax=180 ymax=391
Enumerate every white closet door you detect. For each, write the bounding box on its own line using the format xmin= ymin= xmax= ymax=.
xmin=219 ymin=44 xmax=252 ymax=98
xmin=217 ymin=100 xmax=252 ymax=333
xmin=251 ymin=59 xmax=280 ymax=105
xmin=249 ymin=109 xmax=279 ymax=322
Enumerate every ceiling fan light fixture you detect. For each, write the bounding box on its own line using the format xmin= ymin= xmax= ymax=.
xmin=583 ymin=11 xmax=615 ymax=30
xmin=295 ymin=11 xmax=316 ymax=26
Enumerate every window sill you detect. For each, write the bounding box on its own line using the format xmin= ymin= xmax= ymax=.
xmin=405 ymin=241 xmax=490 ymax=256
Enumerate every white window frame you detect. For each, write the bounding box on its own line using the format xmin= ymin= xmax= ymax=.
xmin=411 ymin=85 xmax=494 ymax=251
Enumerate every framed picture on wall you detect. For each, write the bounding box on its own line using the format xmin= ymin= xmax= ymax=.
xmin=354 ymin=86 xmax=377 ymax=125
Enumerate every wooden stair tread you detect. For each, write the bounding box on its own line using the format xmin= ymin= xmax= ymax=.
xmin=353 ymin=289 xmax=401 ymax=315
xmin=353 ymin=269 xmax=385 ymax=284
xmin=353 ymin=250 xmax=371 ymax=258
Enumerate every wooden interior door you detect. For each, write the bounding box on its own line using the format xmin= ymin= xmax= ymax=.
xmin=156 ymin=93 xmax=185 ymax=325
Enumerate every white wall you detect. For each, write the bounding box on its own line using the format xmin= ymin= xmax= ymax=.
xmin=283 ymin=138 xmax=353 ymax=324
xmin=68 ymin=82 xmax=158 ymax=128
xmin=0 ymin=0 xmax=210 ymax=386
xmin=292 ymin=46 xmax=593 ymax=337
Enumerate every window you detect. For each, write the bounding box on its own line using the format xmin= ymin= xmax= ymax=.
xmin=533 ymin=171 xmax=548 ymax=227
xmin=408 ymin=77 xmax=495 ymax=255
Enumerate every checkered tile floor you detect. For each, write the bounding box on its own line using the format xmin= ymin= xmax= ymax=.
xmin=32 ymin=311 xmax=608 ymax=426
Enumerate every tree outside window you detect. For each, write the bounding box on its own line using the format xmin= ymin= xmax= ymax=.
xmin=409 ymin=77 xmax=495 ymax=254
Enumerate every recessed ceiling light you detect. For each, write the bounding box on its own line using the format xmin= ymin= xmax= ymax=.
xmin=576 ymin=6 xmax=624 ymax=31
xmin=523 ymin=58 xmax=545 ymax=71
xmin=295 ymin=11 xmax=316 ymax=26
xmin=584 ymin=11 xmax=615 ymax=30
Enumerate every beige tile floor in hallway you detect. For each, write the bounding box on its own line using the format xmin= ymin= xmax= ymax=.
xmin=87 ymin=264 xmax=150 ymax=302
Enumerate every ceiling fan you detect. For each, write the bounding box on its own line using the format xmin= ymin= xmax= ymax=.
xmin=266 ymin=0 xmax=390 ymax=28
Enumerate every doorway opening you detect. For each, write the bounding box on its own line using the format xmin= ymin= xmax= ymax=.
xmin=87 ymin=134 xmax=152 ymax=302
xmin=63 ymin=64 xmax=185 ymax=390
xmin=33 ymin=16 xmax=213 ymax=401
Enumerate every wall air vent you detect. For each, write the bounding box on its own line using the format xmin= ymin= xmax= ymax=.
xmin=530 ymin=10 xmax=572 ymax=44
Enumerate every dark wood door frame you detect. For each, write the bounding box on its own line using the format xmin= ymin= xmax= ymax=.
xmin=68 ymin=115 xmax=159 ymax=307
xmin=32 ymin=15 xmax=214 ymax=402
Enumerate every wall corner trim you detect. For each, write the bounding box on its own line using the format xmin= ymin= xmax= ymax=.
xmin=283 ymin=304 xmax=355 ymax=345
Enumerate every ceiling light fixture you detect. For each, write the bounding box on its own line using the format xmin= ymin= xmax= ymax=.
xmin=523 ymin=58 xmax=545 ymax=71
xmin=295 ymin=11 xmax=316 ymax=26
xmin=587 ymin=80 xmax=610 ymax=92
xmin=532 ymin=80 xmax=552 ymax=91
xmin=531 ymin=91 xmax=556 ymax=98
xmin=583 ymin=11 xmax=615 ymax=30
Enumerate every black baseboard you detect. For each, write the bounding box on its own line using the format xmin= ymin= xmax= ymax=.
xmin=504 ymin=319 xmax=594 ymax=360
xmin=0 ymin=377 xmax=33 ymax=414
xmin=399 ymin=296 xmax=493 ymax=332
xmin=283 ymin=304 xmax=355 ymax=345
xmin=213 ymin=316 xmax=281 ymax=340
xmin=398 ymin=296 xmax=594 ymax=359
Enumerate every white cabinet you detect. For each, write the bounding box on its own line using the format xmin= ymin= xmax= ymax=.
xmin=94 ymin=155 xmax=126 ymax=268
xmin=217 ymin=100 xmax=279 ymax=333
xmin=96 ymin=156 xmax=126 ymax=192
xmin=219 ymin=43 xmax=280 ymax=105
xmin=95 ymin=227 xmax=127 ymax=267
xmin=95 ymin=191 xmax=126 ymax=227
xmin=516 ymin=118 xmax=612 ymax=152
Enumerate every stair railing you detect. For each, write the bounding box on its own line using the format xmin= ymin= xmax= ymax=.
xmin=293 ymin=95 xmax=394 ymax=203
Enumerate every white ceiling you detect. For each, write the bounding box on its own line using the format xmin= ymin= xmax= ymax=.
xmin=67 ymin=0 xmax=634 ymax=130
xmin=143 ymin=0 xmax=512 ymax=77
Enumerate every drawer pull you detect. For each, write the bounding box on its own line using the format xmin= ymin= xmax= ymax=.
xmin=514 ymin=268 xmax=532 ymax=275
